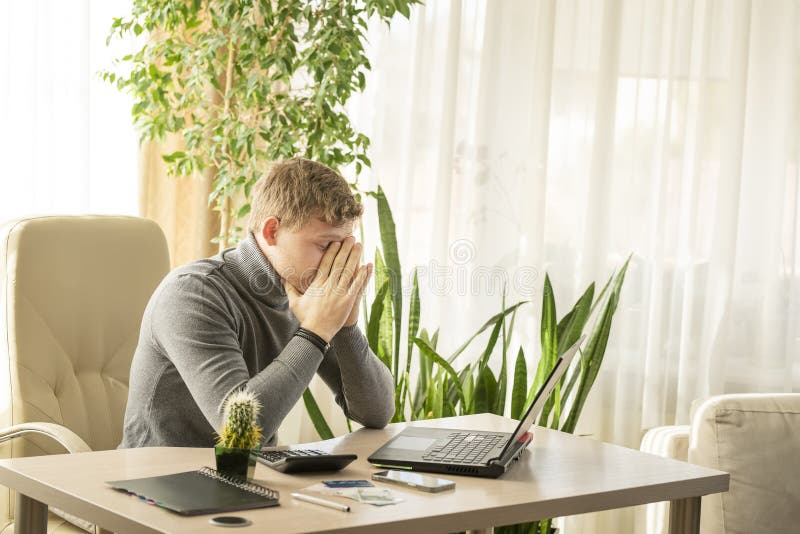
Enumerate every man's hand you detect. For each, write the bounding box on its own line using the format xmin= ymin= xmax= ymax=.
xmin=343 ymin=260 xmax=373 ymax=327
xmin=284 ymin=237 xmax=373 ymax=342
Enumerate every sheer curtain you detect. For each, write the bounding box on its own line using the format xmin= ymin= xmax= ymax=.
xmin=336 ymin=0 xmax=800 ymax=532
xmin=0 ymin=0 xmax=138 ymax=221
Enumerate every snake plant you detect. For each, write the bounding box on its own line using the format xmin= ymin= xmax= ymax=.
xmin=303 ymin=187 xmax=630 ymax=534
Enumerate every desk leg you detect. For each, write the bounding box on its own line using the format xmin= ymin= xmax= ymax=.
xmin=15 ymin=493 xmax=47 ymax=534
xmin=669 ymin=496 xmax=701 ymax=534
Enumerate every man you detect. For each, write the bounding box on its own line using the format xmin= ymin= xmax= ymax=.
xmin=120 ymin=158 xmax=395 ymax=448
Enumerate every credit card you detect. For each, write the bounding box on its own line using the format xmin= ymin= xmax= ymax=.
xmin=322 ymin=480 xmax=374 ymax=488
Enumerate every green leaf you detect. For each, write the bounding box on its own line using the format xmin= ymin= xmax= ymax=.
xmin=562 ymin=256 xmax=631 ymax=433
xmin=447 ymin=364 xmax=473 ymax=409
xmin=412 ymin=328 xmax=434 ymax=414
xmin=398 ymin=2 xmax=411 ymax=18
xmin=367 ymin=279 xmax=391 ymax=369
xmin=367 ymin=187 xmax=402 ymax=376
xmin=539 ymin=282 xmax=594 ymax=426
xmin=527 ymin=274 xmax=557 ymax=411
xmin=478 ymin=319 xmax=503 ymax=373
xmin=397 ymin=269 xmax=420 ymax=421
xmin=406 ymin=269 xmax=420 ymax=374
xmin=236 ymin=203 xmax=251 ymax=219
xmin=371 ymin=249 xmax=394 ymax=375
xmin=302 ymin=389 xmax=333 ymax=440
xmin=378 ymin=276 xmax=394 ymax=377
xmin=510 ymin=347 xmax=528 ymax=419
xmin=430 ymin=328 xmax=440 ymax=350
xmin=473 ymin=367 xmax=497 ymax=415
xmin=462 ymin=365 xmax=474 ymax=415
xmin=403 ymin=370 xmax=414 ymax=417
xmin=161 ymin=150 xmax=185 ymax=163
xmin=446 ymin=301 xmax=528 ymax=364
xmin=556 ymin=282 xmax=594 ymax=355
xmin=432 ymin=375 xmax=443 ymax=419
xmin=496 ymin=290 xmax=510 ymax=416
xmin=393 ymin=375 xmax=406 ymax=423
xmin=413 ymin=337 xmax=467 ymax=408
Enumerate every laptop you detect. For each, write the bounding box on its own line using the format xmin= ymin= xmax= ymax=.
xmin=368 ymin=336 xmax=584 ymax=478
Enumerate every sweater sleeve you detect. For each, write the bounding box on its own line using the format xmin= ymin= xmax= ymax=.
xmin=316 ymin=325 xmax=396 ymax=428
xmin=150 ymin=274 xmax=324 ymax=442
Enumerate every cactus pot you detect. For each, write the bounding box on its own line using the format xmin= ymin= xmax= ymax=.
xmin=214 ymin=445 xmax=256 ymax=480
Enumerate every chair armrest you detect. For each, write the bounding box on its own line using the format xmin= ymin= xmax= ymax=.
xmin=0 ymin=424 xmax=94 ymax=531
xmin=640 ymin=425 xmax=690 ymax=462
xmin=0 ymin=423 xmax=91 ymax=454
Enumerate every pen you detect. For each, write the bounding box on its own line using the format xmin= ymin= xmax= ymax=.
xmin=291 ymin=492 xmax=351 ymax=512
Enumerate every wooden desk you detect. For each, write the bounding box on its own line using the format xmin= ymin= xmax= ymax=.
xmin=0 ymin=414 xmax=728 ymax=534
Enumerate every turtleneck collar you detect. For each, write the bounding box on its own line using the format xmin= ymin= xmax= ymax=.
xmin=228 ymin=232 xmax=288 ymax=307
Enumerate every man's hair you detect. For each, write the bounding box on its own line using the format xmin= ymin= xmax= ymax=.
xmin=248 ymin=158 xmax=363 ymax=233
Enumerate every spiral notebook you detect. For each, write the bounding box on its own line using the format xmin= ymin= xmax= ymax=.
xmin=107 ymin=466 xmax=280 ymax=516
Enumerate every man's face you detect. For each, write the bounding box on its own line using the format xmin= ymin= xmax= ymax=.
xmin=269 ymin=217 xmax=356 ymax=293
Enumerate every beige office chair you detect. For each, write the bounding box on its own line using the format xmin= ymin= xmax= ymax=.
xmin=641 ymin=393 xmax=800 ymax=534
xmin=0 ymin=216 xmax=170 ymax=533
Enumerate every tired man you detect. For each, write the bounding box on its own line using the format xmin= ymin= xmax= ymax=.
xmin=120 ymin=158 xmax=395 ymax=448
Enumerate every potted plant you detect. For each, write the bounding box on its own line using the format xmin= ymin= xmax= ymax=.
xmin=215 ymin=389 xmax=263 ymax=480
xmin=103 ymin=0 xmax=420 ymax=249
xmin=304 ymin=189 xmax=630 ymax=534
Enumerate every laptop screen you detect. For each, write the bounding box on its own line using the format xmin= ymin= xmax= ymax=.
xmin=492 ymin=336 xmax=584 ymax=463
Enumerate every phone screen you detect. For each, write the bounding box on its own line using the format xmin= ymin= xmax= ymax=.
xmin=375 ymin=470 xmax=454 ymax=489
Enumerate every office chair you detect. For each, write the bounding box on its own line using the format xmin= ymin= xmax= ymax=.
xmin=0 ymin=216 xmax=169 ymax=533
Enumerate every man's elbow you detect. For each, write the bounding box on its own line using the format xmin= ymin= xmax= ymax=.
xmin=360 ymin=407 xmax=394 ymax=429
xmin=358 ymin=391 xmax=395 ymax=429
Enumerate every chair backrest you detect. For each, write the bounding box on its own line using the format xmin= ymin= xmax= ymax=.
xmin=689 ymin=393 xmax=800 ymax=534
xmin=0 ymin=216 xmax=169 ymax=455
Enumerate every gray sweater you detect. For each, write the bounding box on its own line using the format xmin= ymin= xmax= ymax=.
xmin=119 ymin=232 xmax=395 ymax=448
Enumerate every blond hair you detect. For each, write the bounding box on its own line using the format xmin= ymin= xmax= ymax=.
xmin=248 ymin=158 xmax=363 ymax=233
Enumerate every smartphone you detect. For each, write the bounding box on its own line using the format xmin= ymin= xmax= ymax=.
xmin=371 ymin=470 xmax=455 ymax=493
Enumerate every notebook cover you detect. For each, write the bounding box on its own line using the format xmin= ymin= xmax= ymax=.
xmin=107 ymin=469 xmax=279 ymax=516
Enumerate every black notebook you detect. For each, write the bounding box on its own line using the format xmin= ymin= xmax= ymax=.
xmin=107 ymin=466 xmax=280 ymax=516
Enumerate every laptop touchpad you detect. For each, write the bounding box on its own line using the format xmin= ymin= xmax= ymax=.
xmin=388 ymin=436 xmax=438 ymax=450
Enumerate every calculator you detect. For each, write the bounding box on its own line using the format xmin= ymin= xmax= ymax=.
xmin=252 ymin=448 xmax=357 ymax=474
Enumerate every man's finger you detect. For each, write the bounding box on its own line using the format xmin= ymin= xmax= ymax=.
xmin=311 ymin=241 xmax=341 ymax=287
xmin=337 ymin=242 xmax=362 ymax=290
xmin=329 ymin=237 xmax=355 ymax=285
xmin=360 ymin=264 xmax=374 ymax=293
xmin=351 ymin=264 xmax=373 ymax=298
xmin=348 ymin=264 xmax=369 ymax=298
xmin=284 ymin=281 xmax=299 ymax=301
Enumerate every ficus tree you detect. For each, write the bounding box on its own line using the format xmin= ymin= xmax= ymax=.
xmin=104 ymin=0 xmax=420 ymax=248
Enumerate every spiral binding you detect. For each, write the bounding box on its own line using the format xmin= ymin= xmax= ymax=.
xmin=198 ymin=466 xmax=279 ymax=500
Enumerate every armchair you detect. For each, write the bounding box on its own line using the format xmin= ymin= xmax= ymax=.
xmin=0 ymin=216 xmax=169 ymax=533
xmin=641 ymin=393 xmax=800 ymax=534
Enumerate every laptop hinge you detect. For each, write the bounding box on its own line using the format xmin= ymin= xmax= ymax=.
xmin=487 ymin=431 xmax=532 ymax=466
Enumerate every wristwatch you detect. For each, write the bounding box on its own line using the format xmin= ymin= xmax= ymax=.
xmin=295 ymin=327 xmax=331 ymax=355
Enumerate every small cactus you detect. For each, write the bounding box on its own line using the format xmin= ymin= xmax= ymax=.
xmin=217 ymin=389 xmax=263 ymax=450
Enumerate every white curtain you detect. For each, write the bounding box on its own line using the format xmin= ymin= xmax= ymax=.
xmin=5 ymin=4 xmax=797 ymax=532
xmin=325 ymin=0 xmax=799 ymax=532
xmin=0 ymin=0 xmax=138 ymax=221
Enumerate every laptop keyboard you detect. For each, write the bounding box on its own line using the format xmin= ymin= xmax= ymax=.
xmin=255 ymin=448 xmax=325 ymax=463
xmin=421 ymin=432 xmax=507 ymax=464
